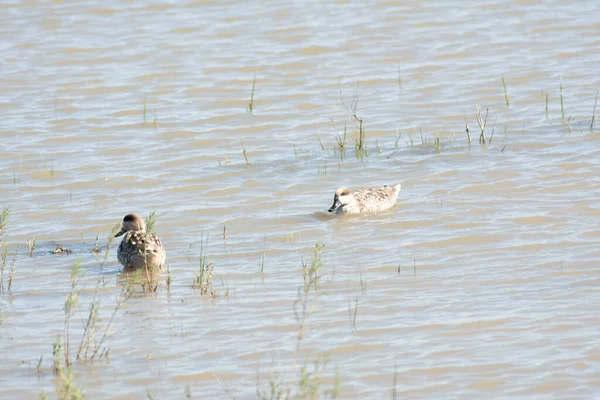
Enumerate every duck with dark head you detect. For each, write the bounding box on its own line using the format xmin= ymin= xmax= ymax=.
xmin=328 ymin=184 xmax=401 ymax=214
xmin=115 ymin=213 xmax=166 ymax=270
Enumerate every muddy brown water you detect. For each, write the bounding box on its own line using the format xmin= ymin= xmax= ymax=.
xmin=1 ymin=1 xmax=600 ymax=398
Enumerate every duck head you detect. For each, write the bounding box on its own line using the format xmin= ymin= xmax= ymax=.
xmin=328 ymin=187 xmax=352 ymax=213
xmin=115 ymin=213 xmax=146 ymax=237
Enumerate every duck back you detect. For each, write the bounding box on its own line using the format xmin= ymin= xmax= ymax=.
xmin=352 ymin=184 xmax=401 ymax=213
xmin=117 ymin=230 xmax=166 ymax=270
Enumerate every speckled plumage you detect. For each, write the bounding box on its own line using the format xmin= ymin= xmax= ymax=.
xmin=328 ymin=184 xmax=401 ymax=214
xmin=115 ymin=213 xmax=166 ymax=270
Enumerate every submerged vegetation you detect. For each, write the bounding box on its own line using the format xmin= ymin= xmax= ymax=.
xmin=32 ymin=225 xmax=132 ymax=399
xmin=192 ymin=233 xmax=217 ymax=298
xmin=4 ymin=73 xmax=598 ymax=399
xmin=248 ymin=72 xmax=257 ymax=114
xmin=502 ymin=76 xmax=510 ymax=107
xmin=0 ymin=207 xmax=18 ymax=293
xmin=307 ymin=76 xmax=597 ymax=162
xmin=256 ymin=242 xmax=340 ymax=399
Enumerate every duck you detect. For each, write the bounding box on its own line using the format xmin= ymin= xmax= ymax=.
xmin=328 ymin=184 xmax=401 ymax=214
xmin=114 ymin=213 xmax=166 ymax=270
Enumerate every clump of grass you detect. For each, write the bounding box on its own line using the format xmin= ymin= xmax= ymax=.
xmin=0 ymin=207 xmax=9 ymax=240
xmin=52 ymin=334 xmax=84 ymax=400
xmin=257 ymin=354 xmax=339 ymax=400
xmin=334 ymin=122 xmax=347 ymax=152
xmin=145 ymin=211 xmax=157 ymax=235
xmin=256 ymin=369 xmax=291 ymax=399
xmin=27 ymin=237 xmax=36 ymax=256
xmin=147 ymin=389 xmax=156 ymax=400
xmin=302 ymin=242 xmax=324 ymax=295
xmin=57 ymin=224 xmax=129 ymax=378
xmin=62 ymin=257 xmax=83 ymax=367
xmin=354 ymin=117 xmax=366 ymax=158
xmin=475 ymin=105 xmax=489 ymax=145
xmin=294 ymin=242 xmax=325 ymax=349
xmin=0 ymin=208 xmax=18 ymax=293
xmin=248 ymin=72 xmax=256 ymax=114
xmin=78 ymin=226 xmax=129 ymax=361
xmin=192 ymin=234 xmax=217 ymax=298
xmin=1 ymin=245 xmax=8 ymax=292
xmin=40 ymin=156 xmax=55 ymax=178
xmin=90 ymin=233 xmax=101 ymax=254
xmin=282 ymin=232 xmax=296 ymax=244
xmin=224 ymin=285 xmax=230 ymax=300
xmin=339 ymin=84 xmax=367 ymax=158
xmin=257 ymin=242 xmax=338 ymax=399
xmin=298 ymin=355 xmax=339 ymax=399
xmin=545 ymin=92 xmax=549 ymax=119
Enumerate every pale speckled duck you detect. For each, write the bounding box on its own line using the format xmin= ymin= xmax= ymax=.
xmin=328 ymin=184 xmax=401 ymax=214
xmin=115 ymin=213 xmax=166 ymax=270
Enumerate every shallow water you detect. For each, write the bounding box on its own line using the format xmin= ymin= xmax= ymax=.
xmin=1 ymin=0 xmax=600 ymax=398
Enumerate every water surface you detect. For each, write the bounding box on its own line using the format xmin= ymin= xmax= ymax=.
xmin=1 ymin=0 xmax=599 ymax=398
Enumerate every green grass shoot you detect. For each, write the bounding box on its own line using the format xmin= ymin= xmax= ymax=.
xmin=317 ymin=133 xmax=325 ymax=150
xmin=502 ymin=77 xmax=509 ymax=107
xmin=242 ymin=140 xmax=250 ymax=167
xmin=145 ymin=211 xmax=157 ymax=234
xmin=248 ymin=72 xmax=256 ymax=114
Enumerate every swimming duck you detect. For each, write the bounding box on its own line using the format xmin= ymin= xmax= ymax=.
xmin=115 ymin=213 xmax=166 ymax=270
xmin=328 ymin=184 xmax=401 ymax=214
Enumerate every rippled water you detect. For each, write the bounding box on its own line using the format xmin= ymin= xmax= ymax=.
xmin=1 ymin=0 xmax=600 ymax=398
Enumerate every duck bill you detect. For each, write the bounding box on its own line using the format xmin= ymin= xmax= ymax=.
xmin=328 ymin=199 xmax=341 ymax=213
xmin=115 ymin=228 xmax=126 ymax=237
